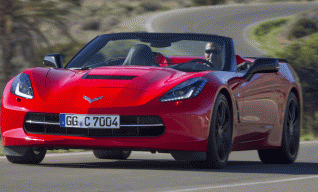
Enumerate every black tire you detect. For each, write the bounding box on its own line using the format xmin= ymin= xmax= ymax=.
xmin=93 ymin=149 xmax=131 ymax=160
xmin=258 ymin=92 xmax=300 ymax=164
xmin=191 ymin=93 xmax=233 ymax=169
xmin=6 ymin=147 xmax=47 ymax=164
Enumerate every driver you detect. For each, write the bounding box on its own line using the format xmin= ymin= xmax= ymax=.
xmin=205 ymin=42 xmax=222 ymax=70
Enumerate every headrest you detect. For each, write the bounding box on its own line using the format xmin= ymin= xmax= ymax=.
xmin=122 ymin=44 xmax=160 ymax=67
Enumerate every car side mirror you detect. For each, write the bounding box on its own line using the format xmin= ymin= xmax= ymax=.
xmin=244 ymin=58 xmax=279 ymax=81
xmin=43 ymin=53 xmax=63 ymax=68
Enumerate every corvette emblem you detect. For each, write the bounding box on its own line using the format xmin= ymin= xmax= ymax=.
xmin=83 ymin=96 xmax=103 ymax=103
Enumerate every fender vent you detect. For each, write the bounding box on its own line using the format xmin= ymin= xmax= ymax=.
xmin=85 ymin=75 xmax=137 ymax=80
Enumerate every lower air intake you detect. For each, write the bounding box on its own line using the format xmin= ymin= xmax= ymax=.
xmin=24 ymin=113 xmax=165 ymax=137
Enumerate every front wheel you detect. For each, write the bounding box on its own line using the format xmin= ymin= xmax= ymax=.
xmin=191 ymin=93 xmax=233 ymax=169
xmin=258 ymin=92 xmax=300 ymax=164
xmin=93 ymin=149 xmax=131 ymax=160
xmin=6 ymin=147 xmax=47 ymax=164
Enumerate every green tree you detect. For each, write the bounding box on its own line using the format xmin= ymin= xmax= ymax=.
xmin=0 ymin=0 xmax=75 ymax=82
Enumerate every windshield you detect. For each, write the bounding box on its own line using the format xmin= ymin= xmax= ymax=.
xmin=65 ymin=33 xmax=235 ymax=72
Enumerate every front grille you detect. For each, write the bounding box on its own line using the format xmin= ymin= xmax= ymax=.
xmin=24 ymin=113 xmax=165 ymax=137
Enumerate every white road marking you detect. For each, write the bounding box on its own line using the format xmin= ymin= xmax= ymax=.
xmin=1 ymin=142 xmax=317 ymax=191
xmin=163 ymin=175 xmax=318 ymax=192
xmin=45 ymin=151 xmax=93 ymax=157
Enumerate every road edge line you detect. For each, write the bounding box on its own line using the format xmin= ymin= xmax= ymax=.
xmin=164 ymin=175 xmax=318 ymax=192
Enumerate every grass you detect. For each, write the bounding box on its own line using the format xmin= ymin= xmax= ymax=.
xmin=249 ymin=17 xmax=293 ymax=56
xmin=301 ymin=134 xmax=318 ymax=141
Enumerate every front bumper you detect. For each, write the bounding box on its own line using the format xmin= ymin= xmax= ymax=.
xmin=1 ymin=99 xmax=213 ymax=152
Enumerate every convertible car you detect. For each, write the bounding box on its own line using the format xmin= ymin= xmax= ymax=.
xmin=0 ymin=32 xmax=302 ymax=169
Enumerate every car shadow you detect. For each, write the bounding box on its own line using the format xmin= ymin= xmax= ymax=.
xmin=40 ymin=159 xmax=318 ymax=175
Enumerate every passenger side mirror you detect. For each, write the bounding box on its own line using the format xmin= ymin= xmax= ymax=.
xmin=244 ymin=58 xmax=279 ymax=81
xmin=43 ymin=53 xmax=63 ymax=68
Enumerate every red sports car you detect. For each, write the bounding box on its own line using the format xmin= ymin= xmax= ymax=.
xmin=0 ymin=33 xmax=302 ymax=169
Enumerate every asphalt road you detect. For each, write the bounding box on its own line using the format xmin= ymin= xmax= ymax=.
xmin=2 ymin=2 xmax=318 ymax=192
xmin=0 ymin=142 xmax=317 ymax=192
xmin=145 ymin=2 xmax=318 ymax=56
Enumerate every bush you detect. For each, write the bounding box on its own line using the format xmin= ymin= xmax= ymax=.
xmin=276 ymin=33 xmax=318 ymax=136
xmin=139 ymin=1 xmax=163 ymax=12
xmin=62 ymin=0 xmax=81 ymax=7
xmin=234 ymin=0 xmax=246 ymax=3
xmin=192 ymin=0 xmax=225 ymax=6
xmin=82 ymin=21 xmax=100 ymax=31
xmin=175 ymin=0 xmax=193 ymax=7
xmin=277 ymin=33 xmax=318 ymax=69
xmin=302 ymin=111 xmax=318 ymax=139
xmin=255 ymin=18 xmax=289 ymax=36
xmin=100 ymin=16 xmax=120 ymax=32
xmin=288 ymin=18 xmax=317 ymax=39
xmin=119 ymin=3 xmax=134 ymax=13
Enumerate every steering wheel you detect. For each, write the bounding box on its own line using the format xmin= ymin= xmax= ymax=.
xmin=189 ymin=59 xmax=214 ymax=68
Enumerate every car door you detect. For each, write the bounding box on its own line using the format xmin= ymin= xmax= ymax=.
xmin=231 ymin=72 xmax=281 ymax=144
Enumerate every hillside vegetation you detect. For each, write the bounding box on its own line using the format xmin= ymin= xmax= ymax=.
xmin=251 ymin=7 xmax=318 ymax=140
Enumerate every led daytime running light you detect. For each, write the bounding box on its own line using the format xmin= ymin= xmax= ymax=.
xmin=160 ymin=77 xmax=209 ymax=102
xmin=15 ymin=83 xmax=33 ymax=99
xmin=10 ymin=73 xmax=34 ymax=99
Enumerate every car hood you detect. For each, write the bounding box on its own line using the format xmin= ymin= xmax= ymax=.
xmin=31 ymin=66 xmax=209 ymax=109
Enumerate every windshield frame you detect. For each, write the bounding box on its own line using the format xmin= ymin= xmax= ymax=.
xmin=64 ymin=32 xmax=237 ymax=72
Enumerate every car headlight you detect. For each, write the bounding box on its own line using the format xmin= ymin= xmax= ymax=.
xmin=159 ymin=77 xmax=209 ymax=102
xmin=10 ymin=73 xmax=34 ymax=99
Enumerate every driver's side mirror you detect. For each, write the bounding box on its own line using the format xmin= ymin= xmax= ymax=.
xmin=43 ymin=53 xmax=63 ymax=68
xmin=244 ymin=58 xmax=279 ymax=81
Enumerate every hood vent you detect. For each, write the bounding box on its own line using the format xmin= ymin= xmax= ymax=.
xmin=85 ymin=75 xmax=137 ymax=80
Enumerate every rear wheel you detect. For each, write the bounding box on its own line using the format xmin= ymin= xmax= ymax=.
xmin=93 ymin=149 xmax=131 ymax=160
xmin=191 ymin=93 xmax=233 ymax=169
xmin=258 ymin=92 xmax=300 ymax=164
xmin=6 ymin=147 xmax=47 ymax=164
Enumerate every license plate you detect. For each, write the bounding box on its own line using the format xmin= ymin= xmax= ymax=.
xmin=60 ymin=114 xmax=120 ymax=129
